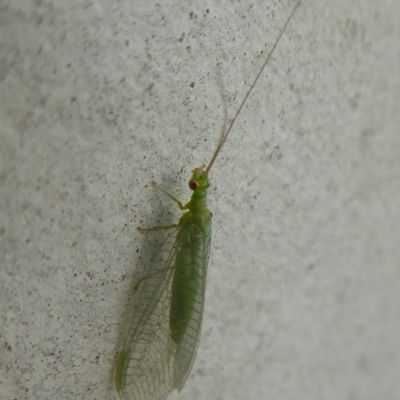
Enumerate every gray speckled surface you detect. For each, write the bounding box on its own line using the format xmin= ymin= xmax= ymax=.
xmin=1 ymin=0 xmax=400 ymax=399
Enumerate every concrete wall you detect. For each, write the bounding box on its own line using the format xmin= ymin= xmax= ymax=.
xmin=1 ymin=0 xmax=399 ymax=399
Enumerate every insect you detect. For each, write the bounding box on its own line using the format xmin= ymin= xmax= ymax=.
xmin=115 ymin=1 xmax=302 ymax=399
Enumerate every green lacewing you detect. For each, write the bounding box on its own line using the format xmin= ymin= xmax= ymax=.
xmin=115 ymin=1 xmax=302 ymax=398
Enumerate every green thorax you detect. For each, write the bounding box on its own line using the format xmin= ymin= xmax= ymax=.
xmin=174 ymin=167 xmax=212 ymax=238
xmin=176 ymin=167 xmax=212 ymax=240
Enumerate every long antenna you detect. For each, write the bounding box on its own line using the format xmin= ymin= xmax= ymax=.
xmin=205 ymin=0 xmax=302 ymax=174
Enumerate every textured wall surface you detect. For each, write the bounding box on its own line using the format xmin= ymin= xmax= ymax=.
xmin=1 ymin=0 xmax=399 ymax=399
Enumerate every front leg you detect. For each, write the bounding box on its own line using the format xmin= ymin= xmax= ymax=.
xmin=137 ymin=223 xmax=178 ymax=232
xmin=137 ymin=181 xmax=188 ymax=231
xmin=151 ymin=181 xmax=189 ymax=210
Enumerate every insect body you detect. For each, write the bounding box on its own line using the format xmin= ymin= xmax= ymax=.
xmin=116 ymin=169 xmax=211 ymax=400
xmin=115 ymin=1 xmax=302 ymax=399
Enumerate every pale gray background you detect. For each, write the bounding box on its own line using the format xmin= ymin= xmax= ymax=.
xmin=1 ymin=0 xmax=399 ymax=399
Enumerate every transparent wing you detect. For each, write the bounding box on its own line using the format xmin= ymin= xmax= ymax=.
xmin=116 ymin=227 xmax=180 ymax=400
xmin=172 ymin=223 xmax=211 ymax=392
xmin=116 ymin=219 xmax=211 ymax=400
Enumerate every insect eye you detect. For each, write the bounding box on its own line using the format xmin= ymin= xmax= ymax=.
xmin=189 ymin=179 xmax=198 ymax=190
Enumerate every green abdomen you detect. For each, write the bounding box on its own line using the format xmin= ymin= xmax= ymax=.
xmin=170 ymin=222 xmax=205 ymax=344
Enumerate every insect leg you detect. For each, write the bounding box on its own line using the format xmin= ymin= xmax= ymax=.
xmin=137 ymin=223 xmax=178 ymax=232
xmin=132 ymin=276 xmax=147 ymax=293
xmin=151 ymin=181 xmax=189 ymax=210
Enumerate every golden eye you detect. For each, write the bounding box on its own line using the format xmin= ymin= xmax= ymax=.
xmin=189 ymin=179 xmax=198 ymax=190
